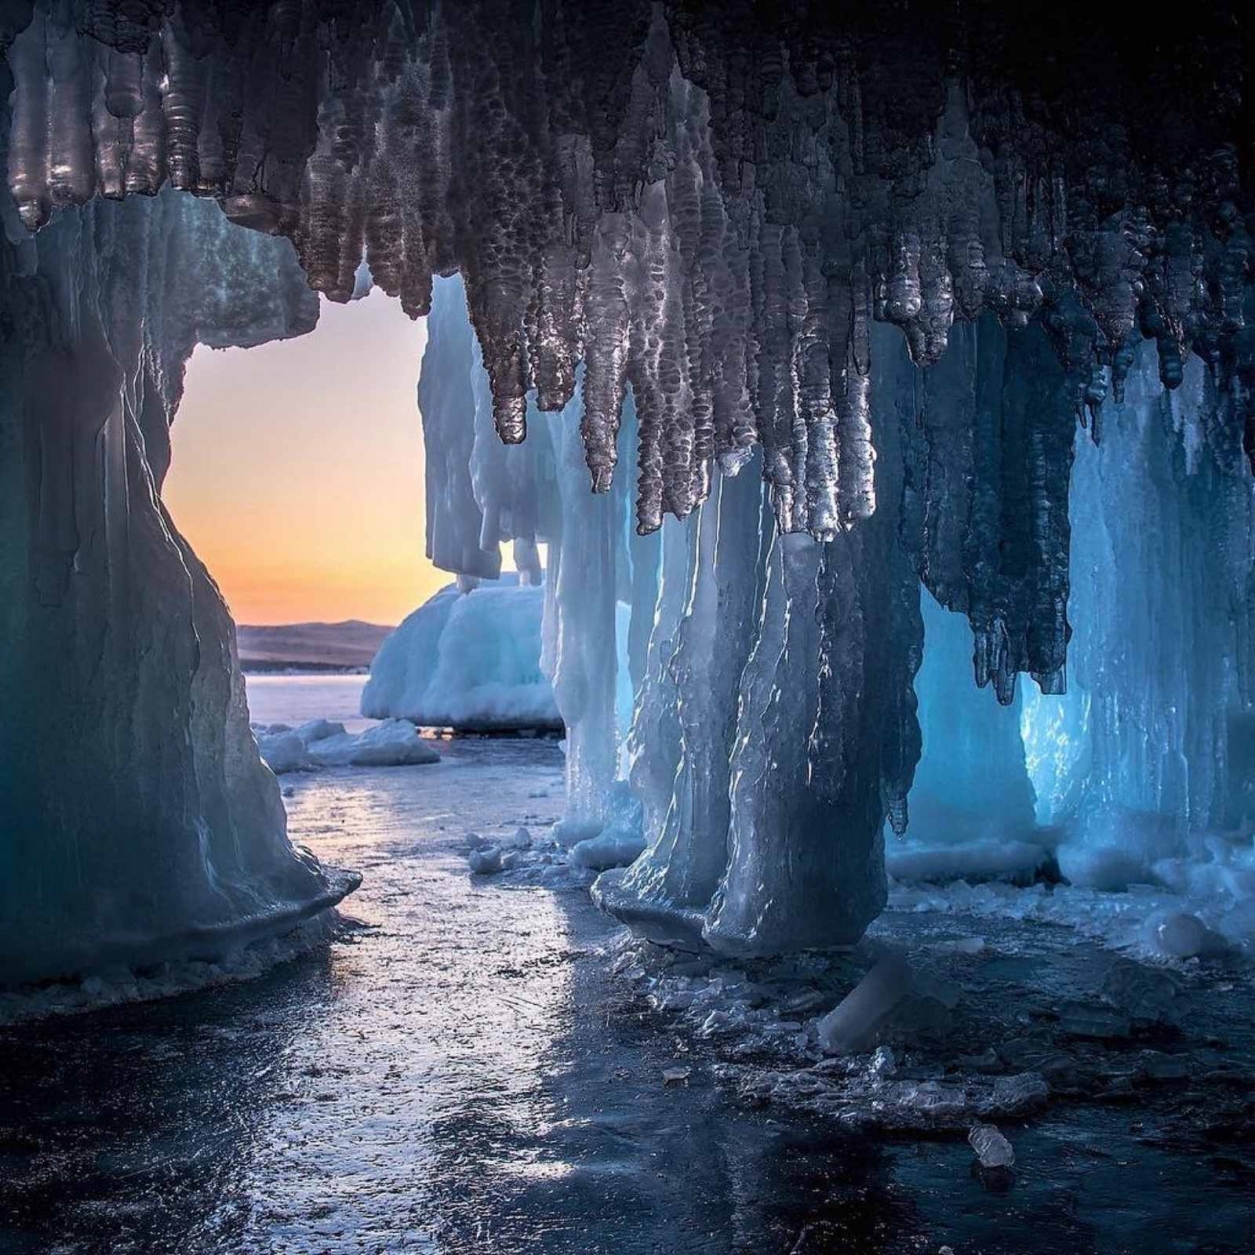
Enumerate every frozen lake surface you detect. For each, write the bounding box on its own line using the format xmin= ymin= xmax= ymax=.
xmin=0 ymin=679 xmax=1252 ymax=1252
xmin=246 ymin=672 xmax=373 ymax=734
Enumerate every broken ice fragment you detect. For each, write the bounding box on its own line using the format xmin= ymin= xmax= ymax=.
xmin=468 ymin=847 xmax=503 ymax=876
xmin=869 ymin=1046 xmax=897 ymax=1078
xmin=662 ymin=1066 xmax=691 ymax=1085
xmin=968 ymin=1123 xmax=1015 ymax=1170
xmin=816 ymin=954 xmax=913 ymax=1055
xmin=1153 ymin=912 xmax=1218 ymax=959
xmin=1057 ymin=1003 xmax=1132 ymax=1040
xmin=504 ymin=827 xmax=533 ymax=851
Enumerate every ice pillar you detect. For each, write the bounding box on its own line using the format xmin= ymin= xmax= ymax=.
xmin=0 ymin=189 xmax=348 ymax=984
xmin=597 ymin=462 xmax=768 ymax=945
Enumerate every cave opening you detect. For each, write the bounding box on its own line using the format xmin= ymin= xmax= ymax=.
xmin=2 ymin=1 xmax=1254 ymax=1247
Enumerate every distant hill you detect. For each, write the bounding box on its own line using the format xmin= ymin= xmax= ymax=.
xmin=236 ymin=620 xmax=393 ymax=672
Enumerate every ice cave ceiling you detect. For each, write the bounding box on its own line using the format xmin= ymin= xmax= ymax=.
xmin=5 ymin=0 xmax=1250 ymax=702
xmin=1 ymin=1 xmax=1254 ymax=977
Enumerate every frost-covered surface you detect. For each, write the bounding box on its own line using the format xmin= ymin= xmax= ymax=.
xmin=255 ymin=719 xmax=440 ymax=774
xmin=606 ymin=903 xmax=1255 ymax=1138
xmin=0 ymin=908 xmax=349 ymax=1027
xmin=462 ymin=780 xmax=646 ymax=888
xmin=890 ymin=874 xmax=1255 ymax=962
xmin=361 ymin=575 xmax=561 ymax=732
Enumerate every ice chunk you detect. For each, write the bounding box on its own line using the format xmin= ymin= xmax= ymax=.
xmin=869 ymin=1046 xmax=897 ymax=1078
xmin=570 ymin=827 xmax=647 ymax=872
xmin=468 ymin=847 xmax=503 ymax=876
xmin=887 ymin=840 xmax=1050 ymax=886
xmin=258 ymin=718 xmax=439 ymax=773
xmin=1057 ymin=1002 xmax=1132 ymax=1040
xmin=1101 ymin=960 xmax=1183 ymax=1024
xmin=1056 ymin=839 xmax=1157 ymax=893
xmin=362 ymin=577 xmax=561 ymax=732
xmin=968 ymin=1123 xmax=1015 ymax=1170
xmin=816 ymin=955 xmax=913 ymax=1055
xmin=255 ymin=730 xmax=317 ymax=775
xmin=1152 ymin=912 xmax=1224 ymax=959
xmin=307 ymin=720 xmax=440 ymax=769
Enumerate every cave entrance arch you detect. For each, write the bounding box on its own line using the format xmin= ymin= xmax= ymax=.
xmin=2 ymin=0 xmax=1251 ymax=982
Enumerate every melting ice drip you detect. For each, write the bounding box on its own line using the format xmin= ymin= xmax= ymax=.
xmin=1 ymin=1 xmax=1253 ymax=977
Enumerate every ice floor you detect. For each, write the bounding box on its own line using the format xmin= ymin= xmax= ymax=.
xmin=0 ymin=730 xmax=1252 ymax=1252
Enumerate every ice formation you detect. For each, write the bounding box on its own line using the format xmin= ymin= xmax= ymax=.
xmin=256 ymin=718 xmax=440 ymax=773
xmin=0 ymin=185 xmax=352 ymax=983
xmin=361 ymin=575 xmax=561 ymax=732
xmin=2 ymin=1 xmax=1254 ymax=979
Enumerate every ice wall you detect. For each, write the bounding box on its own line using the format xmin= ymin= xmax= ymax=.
xmin=1024 ymin=341 xmax=1255 ymax=904
xmin=907 ymin=590 xmax=1037 ymax=849
xmin=0 ymin=183 xmax=352 ymax=984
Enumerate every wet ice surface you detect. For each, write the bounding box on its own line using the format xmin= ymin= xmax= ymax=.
xmin=245 ymin=673 xmax=375 ymax=735
xmin=1 ymin=735 xmax=1253 ymax=1252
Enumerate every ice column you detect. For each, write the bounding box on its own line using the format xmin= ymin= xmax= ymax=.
xmin=533 ymin=384 xmax=630 ymax=829
xmin=0 ymin=188 xmax=350 ymax=984
xmin=596 ymin=461 xmax=768 ymax=945
xmin=703 ymin=328 xmax=924 ymax=955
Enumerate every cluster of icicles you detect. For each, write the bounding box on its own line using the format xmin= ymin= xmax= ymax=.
xmin=4 ymin=0 xmax=1251 ymax=700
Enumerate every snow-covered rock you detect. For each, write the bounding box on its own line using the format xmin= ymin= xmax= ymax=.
xmin=362 ymin=576 xmax=562 ymax=733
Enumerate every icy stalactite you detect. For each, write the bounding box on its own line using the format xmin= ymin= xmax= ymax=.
xmin=417 ymin=275 xmax=503 ymax=580
xmin=0 ymin=186 xmax=352 ymax=984
xmin=703 ymin=329 xmax=924 ymax=954
xmin=618 ymin=509 xmax=688 ymax=851
xmin=533 ymin=382 xmax=632 ymax=829
xmin=898 ymin=316 xmax=1076 ymax=703
xmin=598 ymin=460 xmax=769 ymax=946
xmin=4 ymin=2 xmax=1248 ymax=711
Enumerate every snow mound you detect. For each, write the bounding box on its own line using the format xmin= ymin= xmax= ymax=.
xmin=361 ymin=577 xmax=562 ymax=732
xmin=256 ymin=719 xmax=440 ymax=773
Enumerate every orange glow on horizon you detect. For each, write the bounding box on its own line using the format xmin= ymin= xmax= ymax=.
xmin=163 ymin=289 xmax=452 ymax=626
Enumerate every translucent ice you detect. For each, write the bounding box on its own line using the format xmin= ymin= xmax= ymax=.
xmin=968 ymin=1123 xmax=1015 ymax=1170
xmin=816 ymin=956 xmax=914 ymax=1056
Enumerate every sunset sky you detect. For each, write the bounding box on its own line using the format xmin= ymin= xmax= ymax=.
xmin=164 ymin=289 xmax=451 ymax=626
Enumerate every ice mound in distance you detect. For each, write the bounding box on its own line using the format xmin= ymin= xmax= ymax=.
xmin=256 ymin=719 xmax=440 ymax=773
xmin=362 ymin=576 xmax=562 ymax=732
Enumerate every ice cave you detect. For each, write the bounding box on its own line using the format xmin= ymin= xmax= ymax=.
xmin=1 ymin=1 xmax=1253 ymax=1250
